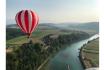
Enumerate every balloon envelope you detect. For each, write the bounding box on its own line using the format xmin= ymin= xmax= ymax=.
xmin=15 ymin=10 xmax=39 ymax=37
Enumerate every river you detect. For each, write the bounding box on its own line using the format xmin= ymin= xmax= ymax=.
xmin=46 ymin=34 xmax=99 ymax=70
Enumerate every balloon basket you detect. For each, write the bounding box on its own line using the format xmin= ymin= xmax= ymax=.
xmin=27 ymin=37 xmax=33 ymax=44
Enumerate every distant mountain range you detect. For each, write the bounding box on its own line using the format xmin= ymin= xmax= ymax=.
xmin=6 ymin=22 xmax=99 ymax=33
xmin=56 ymin=22 xmax=99 ymax=32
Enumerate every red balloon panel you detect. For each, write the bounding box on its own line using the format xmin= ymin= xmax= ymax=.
xmin=15 ymin=10 xmax=39 ymax=36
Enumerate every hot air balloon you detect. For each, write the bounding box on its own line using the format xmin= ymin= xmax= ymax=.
xmin=15 ymin=10 xmax=39 ymax=39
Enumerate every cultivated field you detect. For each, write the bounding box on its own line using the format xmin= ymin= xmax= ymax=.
xmin=82 ymin=38 xmax=99 ymax=68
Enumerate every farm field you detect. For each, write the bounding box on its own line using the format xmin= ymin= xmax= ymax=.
xmin=82 ymin=38 xmax=99 ymax=68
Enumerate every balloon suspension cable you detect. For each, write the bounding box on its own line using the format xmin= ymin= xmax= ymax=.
xmin=27 ymin=34 xmax=33 ymax=44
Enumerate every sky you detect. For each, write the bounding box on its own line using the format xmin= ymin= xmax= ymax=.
xmin=6 ymin=0 xmax=98 ymax=24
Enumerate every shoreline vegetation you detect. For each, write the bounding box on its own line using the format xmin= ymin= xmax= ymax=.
xmin=6 ymin=30 xmax=90 ymax=70
xmin=79 ymin=38 xmax=99 ymax=70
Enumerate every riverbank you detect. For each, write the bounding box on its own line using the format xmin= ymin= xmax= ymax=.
xmin=79 ymin=38 xmax=99 ymax=70
xmin=38 ymin=34 xmax=99 ymax=70
xmin=6 ymin=32 xmax=90 ymax=70
xmin=37 ymin=34 xmax=90 ymax=70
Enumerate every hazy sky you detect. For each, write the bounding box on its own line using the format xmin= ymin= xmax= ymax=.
xmin=7 ymin=0 xmax=98 ymax=24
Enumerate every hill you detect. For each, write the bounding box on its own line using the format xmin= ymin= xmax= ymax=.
xmin=6 ymin=22 xmax=99 ymax=34
xmin=6 ymin=22 xmax=99 ymax=44
xmin=54 ymin=22 xmax=99 ymax=33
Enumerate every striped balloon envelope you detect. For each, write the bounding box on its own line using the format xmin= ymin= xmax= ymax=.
xmin=15 ymin=10 xmax=39 ymax=38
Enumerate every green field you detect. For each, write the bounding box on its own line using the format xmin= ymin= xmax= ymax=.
xmin=6 ymin=29 xmax=73 ymax=45
xmin=82 ymin=38 xmax=99 ymax=68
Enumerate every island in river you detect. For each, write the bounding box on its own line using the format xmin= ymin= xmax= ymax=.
xmin=79 ymin=38 xmax=99 ymax=70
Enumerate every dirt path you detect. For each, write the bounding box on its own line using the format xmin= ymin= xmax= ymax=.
xmin=37 ymin=57 xmax=51 ymax=70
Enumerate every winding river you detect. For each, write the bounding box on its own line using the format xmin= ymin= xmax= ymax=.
xmin=47 ymin=34 xmax=99 ymax=70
